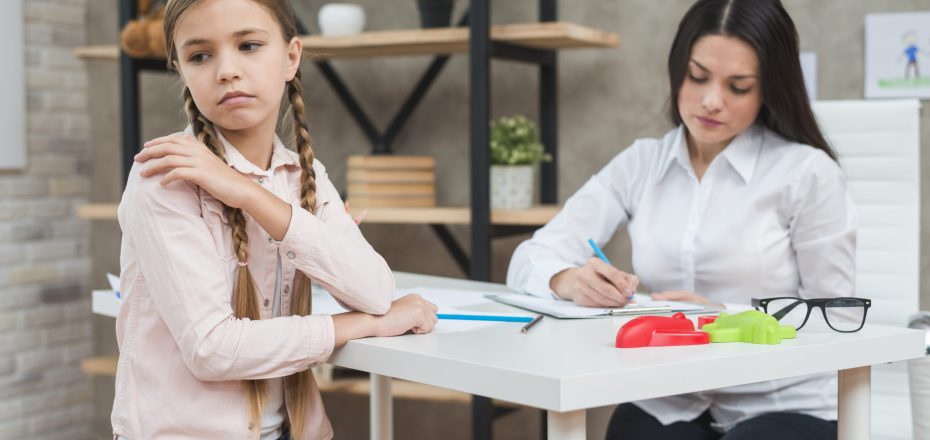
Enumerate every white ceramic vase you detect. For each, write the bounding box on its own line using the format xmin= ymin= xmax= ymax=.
xmin=318 ymin=3 xmax=366 ymax=37
xmin=491 ymin=165 xmax=534 ymax=209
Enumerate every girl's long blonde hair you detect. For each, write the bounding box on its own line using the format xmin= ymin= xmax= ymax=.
xmin=163 ymin=1 xmax=317 ymax=437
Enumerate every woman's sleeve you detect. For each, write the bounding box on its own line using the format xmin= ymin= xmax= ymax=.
xmin=126 ymin=167 xmax=335 ymax=382
xmin=506 ymin=142 xmax=648 ymax=298
xmin=276 ymin=160 xmax=394 ymax=315
xmin=790 ymin=152 xmax=857 ymax=299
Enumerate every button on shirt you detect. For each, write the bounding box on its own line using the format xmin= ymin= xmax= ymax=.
xmin=113 ymin=127 xmax=395 ymax=440
xmin=507 ymin=125 xmax=856 ymax=430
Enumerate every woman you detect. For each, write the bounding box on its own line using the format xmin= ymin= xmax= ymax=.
xmin=507 ymin=1 xmax=853 ymax=439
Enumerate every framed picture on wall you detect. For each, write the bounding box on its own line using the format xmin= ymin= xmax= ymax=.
xmin=0 ymin=0 xmax=25 ymax=169
xmin=866 ymin=11 xmax=930 ymax=99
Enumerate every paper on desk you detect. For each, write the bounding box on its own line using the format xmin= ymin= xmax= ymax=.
xmin=489 ymin=292 xmax=705 ymax=318
xmin=397 ymin=286 xmax=494 ymax=309
xmin=491 ymin=293 xmax=607 ymax=317
xmin=107 ymin=273 xmax=122 ymax=299
xmin=310 ymin=286 xmax=495 ymax=316
xmin=310 ymin=287 xmax=514 ymax=334
xmin=630 ymin=293 xmax=704 ymax=311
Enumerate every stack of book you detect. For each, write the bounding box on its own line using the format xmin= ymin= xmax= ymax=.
xmin=346 ymin=155 xmax=436 ymax=207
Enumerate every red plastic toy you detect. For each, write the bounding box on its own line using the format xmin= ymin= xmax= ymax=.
xmin=615 ymin=312 xmax=711 ymax=348
xmin=697 ymin=315 xmax=718 ymax=328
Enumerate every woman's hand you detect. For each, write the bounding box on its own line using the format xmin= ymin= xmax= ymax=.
xmin=550 ymin=258 xmax=638 ymax=307
xmin=135 ymin=134 xmax=255 ymax=208
xmin=375 ymin=294 xmax=438 ymax=336
xmin=650 ymin=290 xmax=719 ymax=307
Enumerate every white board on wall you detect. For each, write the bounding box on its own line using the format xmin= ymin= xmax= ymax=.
xmin=0 ymin=0 xmax=25 ymax=169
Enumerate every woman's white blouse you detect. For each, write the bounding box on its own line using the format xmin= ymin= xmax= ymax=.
xmin=507 ymin=124 xmax=856 ymax=430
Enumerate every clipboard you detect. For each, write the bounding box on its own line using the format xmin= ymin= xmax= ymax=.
xmin=487 ymin=293 xmax=708 ymax=319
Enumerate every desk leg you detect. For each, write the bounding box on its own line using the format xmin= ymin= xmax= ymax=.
xmin=838 ymin=366 xmax=870 ymax=440
xmin=370 ymin=373 xmax=392 ymax=440
xmin=547 ymin=409 xmax=585 ymax=440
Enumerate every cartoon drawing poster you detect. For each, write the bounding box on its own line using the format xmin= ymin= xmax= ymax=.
xmin=866 ymin=12 xmax=930 ymax=99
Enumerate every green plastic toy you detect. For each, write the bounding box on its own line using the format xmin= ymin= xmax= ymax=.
xmin=700 ymin=310 xmax=796 ymax=345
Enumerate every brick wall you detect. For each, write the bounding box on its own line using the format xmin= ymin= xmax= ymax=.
xmin=0 ymin=1 xmax=94 ymax=439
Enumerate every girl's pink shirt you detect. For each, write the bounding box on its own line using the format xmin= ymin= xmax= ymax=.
xmin=111 ymin=128 xmax=394 ymax=440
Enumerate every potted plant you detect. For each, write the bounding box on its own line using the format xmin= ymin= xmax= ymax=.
xmin=490 ymin=115 xmax=551 ymax=209
xmin=416 ymin=0 xmax=455 ymax=28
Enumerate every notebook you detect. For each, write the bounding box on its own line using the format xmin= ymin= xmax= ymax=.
xmin=487 ymin=293 xmax=709 ymax=319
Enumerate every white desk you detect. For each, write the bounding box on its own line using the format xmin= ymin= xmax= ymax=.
xmin=90 ymin=273 xmax=927 ymax=439
xmin=329 ymin=272 xmax=927 ymax=440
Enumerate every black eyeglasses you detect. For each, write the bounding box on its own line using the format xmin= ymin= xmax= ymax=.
xmin=751 ymin=297 xmax=871 ymax=333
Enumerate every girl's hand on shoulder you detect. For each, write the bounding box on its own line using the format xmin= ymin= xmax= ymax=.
xmin=135 ymin=134 xmax=254 ymax=208
xmin=650 ymin=290 xmax=718 ymax=307
xmin=376 ymin=294 xmax=438 ymax=337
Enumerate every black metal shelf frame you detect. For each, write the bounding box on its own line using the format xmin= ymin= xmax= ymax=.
xmin=115 ymin=0 xmax=558 ymax=438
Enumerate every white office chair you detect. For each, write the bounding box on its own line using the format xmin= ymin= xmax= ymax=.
xmin=812 ymin=99 xmax=922 ymax=440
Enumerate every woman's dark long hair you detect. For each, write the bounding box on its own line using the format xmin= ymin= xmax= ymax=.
xmin=667 ymin=0 xmax=836 ymax=161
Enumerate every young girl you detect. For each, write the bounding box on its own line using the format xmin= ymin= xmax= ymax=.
xmin=112 ymin=1 xmax=438 ymax=439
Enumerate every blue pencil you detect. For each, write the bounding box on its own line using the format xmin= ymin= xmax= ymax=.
xmin=587 ymin=238 xmax=612 ymax=264
xmin=588 ymin=238 xmax=635 ymax=300
xmin=437 ymin=313 xmax=534 ymax=323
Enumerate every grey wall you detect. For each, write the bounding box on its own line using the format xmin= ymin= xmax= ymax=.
xmin=84 ymin=0 xmax=930 ymax=437
xmin=90 ymin=0 xmax=930 ymax=300
xmin=1 ymin=1 xmax=94 ymax=438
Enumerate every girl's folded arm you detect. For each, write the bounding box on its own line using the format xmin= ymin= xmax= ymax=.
xmin=273 ymin=162 xmax=394 ymax=315
xmin=127 ymin=171 xmax=336 ymax=381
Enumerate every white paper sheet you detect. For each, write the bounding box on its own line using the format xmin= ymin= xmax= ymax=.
xmin=397 ymin=286 xmax=494 ymax=310
xmin=310 ymin=286 xmax=525 ymax=334
xmin=489 ymin=292 xmax=705 ymax=319
xmin=310 ymin=286 xmax=495 ymax=316
xmin=631 ymin=293 xmax=705 ymax=311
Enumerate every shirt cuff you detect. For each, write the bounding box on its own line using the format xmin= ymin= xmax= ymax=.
xmin=307 ymin=314 xmax=336 ymax=366
xmin=277 ymin=200 xmax=313 ymax=247
xmin=276 ymin=201 xmax=345 ymax=290
xmin=525 ymin=260 xmax=576 ymax=299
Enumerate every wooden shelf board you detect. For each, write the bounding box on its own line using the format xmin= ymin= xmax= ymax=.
xmin=304 ymin=22 xmax=619 ymax=59
xmin=354 ymin=205 xmax=561 ymax=225
xmin=77 ymin=203 xmax=118 ymax=220
xmin=81 ymin=355 xmax=118 ymax=376
xmin=76 ymin=22 xmax=619 ymax=61
xmin=74 ymin=45 xmax=119 ymax=60
xmin=77 ymin=203 xmax=561 ymax=225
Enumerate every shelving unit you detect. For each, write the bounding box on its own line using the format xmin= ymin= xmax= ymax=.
xmin=77 ymin=204 xmax=559 ymax=225
xmin=75 ymin=203 xmax=562 ymax=274
xmin=77 ymin=22 xmax=618 ymax=61
xmin=77 ymin=1 xmax=618 ymax=439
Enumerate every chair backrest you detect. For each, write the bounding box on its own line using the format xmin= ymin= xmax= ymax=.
xmin=812 ymin=100 xmax=922 ymax=440
xmin=811 ymin=99 xmax=921 ymax=327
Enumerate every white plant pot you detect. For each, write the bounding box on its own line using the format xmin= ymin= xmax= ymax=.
xmin=491 ymin=165 xmax=534 ymax=209
xmin=318 ymin=3 xmax=366 ymax=37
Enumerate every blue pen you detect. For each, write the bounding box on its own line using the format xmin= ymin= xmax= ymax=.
xmin=437 ymin=314 xmax=534 ymax=323
xmin=588 ymin=238 xmax=635 ymax=299
xmin=587 ymin=238 xmax=612 ymax=265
